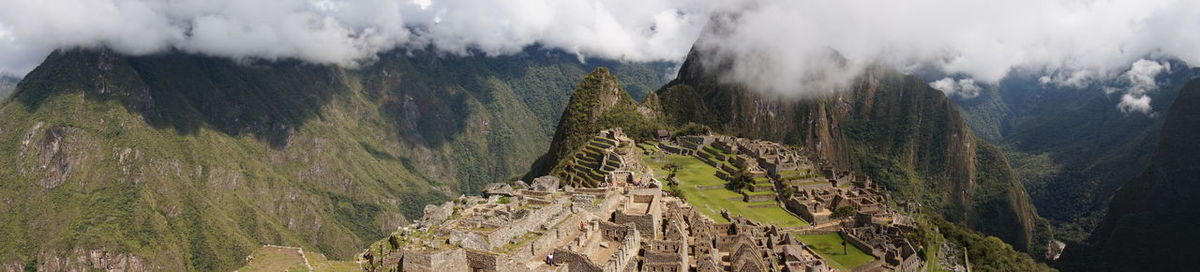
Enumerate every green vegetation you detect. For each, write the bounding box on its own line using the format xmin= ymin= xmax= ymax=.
xmin=0 ymin=49 xmax=671 ymax=270
xmin=0 ymin=74 xmax=17 ymax=100
xmin=726 ymin=168 xmax=754 ymax=191
xmin=793 ymin=233 xmax=875 ymax=271
xmin=537 ymin=67 xmax=668 ymax=185
xmin=1058 ymin=79 xmax=1200 ymax=271
xmin=496 ymin=231 xmax=542 ymax=254
xmin=675 ymin=122 xmax=712 ymax=136
xmin=920 ymin=217 xmax=1053 ymax=271
xmin=831 ymin=206 xmax=856 ymax=220
xmin=641 ymin=151 xmax=806 ymax=227
xmin=951 ymin=70 xmax=1200 ymax=246
xmin=238 ymin=247 xmax=310 ymax=272
xmin=237 ymin=246 xmax=359 ymax=272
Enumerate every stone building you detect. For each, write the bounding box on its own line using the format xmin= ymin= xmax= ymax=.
xmin=362 ymin=131 xmax=925 ymax=272
xmin=843 ymin=223 xmax=925 ymax=272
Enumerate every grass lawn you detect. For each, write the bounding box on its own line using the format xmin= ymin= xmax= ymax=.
xmin=309 ymin=252 xmax=362 ymax=272
xmin=238 ymin=246 xmax=310 ymax=272
xmin=239 ymin=246 xmax=360 ymax=272
xmin=794 ymin=233 xmax=876 ymax=271
xmin=642 ymin=151 xmax=808 ymax=227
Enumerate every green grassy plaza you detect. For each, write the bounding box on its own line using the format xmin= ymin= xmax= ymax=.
xmin=640 ymin=144 xmax=879 ymax=271
xmin=640 ymin=149 xmax=808 ymax=227
xmin=793 ymin=233 xmax=877 ymax=271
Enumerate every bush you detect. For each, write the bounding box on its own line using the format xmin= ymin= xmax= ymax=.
xmin=727 ymin=168 xmax=753 ymax=191
xmin=832 ymin=206 xmax=856 ymax=219
xmin=676 ymin=122 xmax=712 ymax=136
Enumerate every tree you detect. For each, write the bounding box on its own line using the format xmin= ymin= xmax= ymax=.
xmin=779 ymin=185 xmax=797 ymax=199
xmin=663 ymin=163 xmax=682 ymax=179
xmin=677 ymin=122 xmax=712 ymax=136
xmin=727 ymin=168 xmax=754 ymax=191
xmin=831 ymin=206 xmax=856 ymax=220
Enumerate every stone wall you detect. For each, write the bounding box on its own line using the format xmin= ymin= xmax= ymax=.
xmin=598 ymin=221 xmax=635 ymax=241
xmin=515 ymin=213 xmax=583 ymax=261
xmin=895 ymin=252 xmax=923 ymax=272
xmin=487 ymin=202 xmax=565 ymax=249
xmin=744 ymin=193 xmax=776 ymax=202
xmin=552 ymin=249 xmax=603 ymax=272
xmin=464 ymin=249 xmax=501 ymax=272
xmin=615 ymin=190 xmax=662 ymax=239
xmin=642 ymin=262 xmax=684 ymax=272
xmin=643 ymin=239 xmax=688 ymax=272
xmin=602 ymin=229 xmax=641 ymax=272
xmin=400 ymin=248 xmax=468 ymax=272
xmin=615 ymin=212 xmax=655 ymax=239
xmin=784 ymin=197 xmax=828 ymax=224
xmin=840 ymin=232 xmax=882 ymax=258
xmin=715 ymin=234 xmax=750 ymax=251
xmin=592 ymin=192 xmax=624 ymax=216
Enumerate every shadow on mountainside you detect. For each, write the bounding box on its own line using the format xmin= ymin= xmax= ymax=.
xmin=13 ymin=49 xmax=345 ymax=149
xmin=12 ymin=48 xmax=671 ymax=151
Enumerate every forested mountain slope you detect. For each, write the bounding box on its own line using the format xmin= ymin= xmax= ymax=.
xmin=1059 ymin=78 xmax=1200 ymax=271
xmin=948 ymin=63 xmax=1199 ymax=241
xmin=0 ymin=48 xmax=669 ymax=271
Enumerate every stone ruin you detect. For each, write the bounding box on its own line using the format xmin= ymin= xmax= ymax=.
xmin=361 ymin=131 xmax=927 ymax=272
xmin=842 ymin=223 xmax=923 ymax=272
xmin=558 ymin=128 xmax=651 ymax=188
xmin=361 ymin=179 xmax=855 ymax=272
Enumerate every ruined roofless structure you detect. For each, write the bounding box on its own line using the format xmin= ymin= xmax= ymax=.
xmin=360 ymin=130 xmax=924 ymax=272
xmin=559 ymin=128 xmax=652 ymax=188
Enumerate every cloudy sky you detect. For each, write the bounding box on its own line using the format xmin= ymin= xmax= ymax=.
xmin=1 ymin=0 xmax=1197 ymax=113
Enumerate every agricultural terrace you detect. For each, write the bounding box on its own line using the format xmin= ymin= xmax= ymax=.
xmin=640 ymin=144 xmax=808 ymax=227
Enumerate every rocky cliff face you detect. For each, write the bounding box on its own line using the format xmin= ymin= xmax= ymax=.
xmin=656 ymin=47 xmax=1042 ymax=252
xmin=1060 ymin=78 xmax=1200 ymax=271
xmin=0 ymin=49 xmax=669 ymax=271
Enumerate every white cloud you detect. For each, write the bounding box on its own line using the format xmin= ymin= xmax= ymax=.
xmin=930 ymin=77 xmax=982 ymax=99
xmin=692 ymin=0 xmax=1200 ymax=102
xmin=0 ymin=0 xmax=719 ymax=76
xmin=1118 ymin=93 xmax=1153 ymax=114
xmin=1116 ymin=59 xmax=1170 ymax=114
xmin=0 ymin=0 xmax=1196 ymax=116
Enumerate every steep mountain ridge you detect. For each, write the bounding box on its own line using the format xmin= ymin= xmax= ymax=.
xmin=1059 ymin=78 xmax=1200 ymax=271
xmin=654 ymin=48 xmax=1044 ymax=254
xmin=0 ymin=48 xmax=670 ymax=271
xmin=948 ymin=65 xmax=1200 ymax=241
